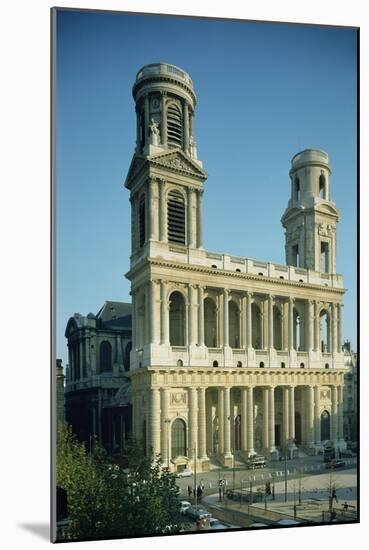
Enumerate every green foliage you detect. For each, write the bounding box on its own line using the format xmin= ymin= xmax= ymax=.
xmin=56 ymin=424 xmax=186 ymax=541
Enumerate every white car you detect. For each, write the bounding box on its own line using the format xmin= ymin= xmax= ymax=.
xmin=176 ymin=468 xmax=193 ymax=478
xmin=180 ymin=501 xmax=191 ymax=514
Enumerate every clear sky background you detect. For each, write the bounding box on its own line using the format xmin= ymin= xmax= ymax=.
xmin=56 ymin=10 xmax=357 ymax=366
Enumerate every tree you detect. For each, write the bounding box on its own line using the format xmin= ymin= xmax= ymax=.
xmin=56 ymin=424 xmax=186 ymax=541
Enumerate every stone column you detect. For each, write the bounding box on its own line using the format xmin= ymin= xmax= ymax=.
xmin=314 ymin=301 xmax=320 ymax=351
xmin=223 ymin=289 xmax=229 ymax=347
xmin=331 ymin=303 xmax=337 ymax=354
xmin=196 ymin=190 xmax=203 ymax=248
xmin=268 ymin=295 xmax=274 ymax=349
xmin=158 ymin=179 xmax=167 ymax=243
xmin=218 ymin=388 xmax=224 ymax=455
xmin=150 ymin=388 xmax=161 ymax=458
xmin=288 ymin=297 xmax=294 ymax=350
xmin=283 ymin=387 xmax=289 ymax=446
xmin=262 ymin=387 xmax=269 ymax=450
xmin=289 ymin=386 xmax=295 ymax=442
xmin=247 ymin=292 xmax=253 ymax=349
xmin=337 ymin=385 xmax=344 ymax=440
xmin=247 ymin=387 xmax=255 ymax=455
xmin=160 ymin=281 xmax=170 ymax=345
xmin=198 ymin=387 xmax=207 ymax=459
xmin=160 ymin=388 xmax=170 ymax=465
xmin=183 ymin=101 xmax=189 ymax=153
xmin=149 ymin=178 xmax=159 ymax=241
xmin=241 ymin=388 xmax=248 ymax=452
xmin=188 ymin=388 xmax=198 ymax=460
xmin=314 ymin=386 xmax=321 ymax=445
xmin=161 ymin=91 xmax=167 ymax=147
xmin=308 ymin=300 xmax=314 ymax=352
xmin=188 ymin=284 xmax=197 ymax=346
xmin=331 ymin=385 xmax=338 ymax=445
xmin=67 ymin=343 xmax=73 ymax=381
xmin=198 ymin=286 xmax=205 ymax=346
xmin=241 ymin=294 xmax=247 ymax=348
xmin=145 ymin=283 xmax=150 ymax=346
xmin=337 ymin=304 xmax=342 ymax=352
xmin=281 ymin=302 xmax=287 ymax=351
xmin=187 ymin=187 xmax=196 ymax=248
xmin=223 ymin=387 xmax=232 ymax=457
xmin=269 ymin=387 xmax=276 ymax=451
xmin=150 ymin=280 xmax=159 ymax=345
xmin=144 ymin=94 xmax=150 ymax=146
xmin=306 ymin=387 xmax=315 ymax=447
xmin=135 ymin=108 xmax=140 ymax=151
xmin=79 ymin=339 xmax=85 ymax=378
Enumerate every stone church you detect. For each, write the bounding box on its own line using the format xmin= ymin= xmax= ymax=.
xmin=124 ymin=63 xmax=347 ymax=472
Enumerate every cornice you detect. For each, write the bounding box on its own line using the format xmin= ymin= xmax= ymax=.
xmin=142 ymin=257 xmax=346 ymax=295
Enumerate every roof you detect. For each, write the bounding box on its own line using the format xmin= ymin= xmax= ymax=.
xmin=96 ymin=301 xmax=132 ymax=331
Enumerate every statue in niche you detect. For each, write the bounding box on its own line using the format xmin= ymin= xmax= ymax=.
xmin=149 ymin=118 xmax=160 ymax=146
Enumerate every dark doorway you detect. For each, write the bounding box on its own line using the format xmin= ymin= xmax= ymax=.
xmin=295 ymin=412 xmax=302 ymax=444
xmin=321 ymin=410 xmax=331 ymax=441
xmin=275 ymin=424 xmax=281 ymax=447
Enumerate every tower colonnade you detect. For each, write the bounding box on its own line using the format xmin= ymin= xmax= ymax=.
xmin=131 ymin=280 xmax=343 ymax=369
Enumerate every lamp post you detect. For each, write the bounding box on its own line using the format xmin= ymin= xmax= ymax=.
xmin=164 ymin=418 xmax=171 ymax=471
xmin=193 ymin=443 xmax=197 ymax=505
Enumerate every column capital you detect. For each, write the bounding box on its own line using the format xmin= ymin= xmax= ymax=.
xmin=161 ymin=90 xmax=167 ymax=97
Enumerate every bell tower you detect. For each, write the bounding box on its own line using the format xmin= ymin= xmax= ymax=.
xmin=281 ymin=149 xmax=340 ymax=274
xmin=124 ymin=63 xmax=207 ymax=268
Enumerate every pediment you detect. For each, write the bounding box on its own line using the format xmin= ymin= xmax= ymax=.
xmin=149 ymin=150 xmax=207 ymax=180
xmin=125 ymin=155 xmax=147 ymax=188
xmin=315 ymin=202 xmax=339 ymax=217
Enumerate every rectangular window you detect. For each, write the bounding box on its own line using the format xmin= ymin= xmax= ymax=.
xmin=291 ymin=244 xmax=299 ymax=267
xmin=321 ymin=241 xmax=329 ymax=273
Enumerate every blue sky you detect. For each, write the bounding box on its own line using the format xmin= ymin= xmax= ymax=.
xmin=56 ymin=10 xmax=357 ymax=365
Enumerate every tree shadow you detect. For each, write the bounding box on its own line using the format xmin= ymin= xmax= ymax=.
xmin=18 ymin=523 xmax=49 ymax=541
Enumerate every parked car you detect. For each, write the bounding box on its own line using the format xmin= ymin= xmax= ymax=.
xmin=176 ymin=468 xmax=193 ymax=478
xmin=247 ymin=455 xmax=266 ymax=469
xmin=275 ymin=519 xmax=303 ymax=526
xmin=249 ymin=522 xmax=269 ymax=528
xmin=209 ymin=517 xmax=238 ymax=530
xmin=179 ymin=500 xmax=191 ymax=514
xmin=185 ymin=505 xmax=211 ymax=521
xmin=325 ymin=459 xmax=346 ymax=469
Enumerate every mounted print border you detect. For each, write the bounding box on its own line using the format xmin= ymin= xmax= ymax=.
xmin=51 ymin=7 xmax=359 ymax=543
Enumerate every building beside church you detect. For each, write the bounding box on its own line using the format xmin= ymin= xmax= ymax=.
xmin=124 ymin=62 xmax=348 ymax=473
xmin=342 ymin=341 xmax=358 ymax=444
xmin=64 ymin=301 xmax=132 ymax=453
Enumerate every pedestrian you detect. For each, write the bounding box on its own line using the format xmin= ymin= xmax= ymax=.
xmin=197 ymin=485 xmax=203 ymax=501
xmin=188 ymin=485 xmax=192 ymax=498
xmin=339 ymin=450 xmax=342 ymax=459
xmin=193 ymin=487 xmax=196 ymax=498
xmin=332 ymin=488 xmax=338 ymax=503
xmin=343 ymin=501 xmax=348 ymax=512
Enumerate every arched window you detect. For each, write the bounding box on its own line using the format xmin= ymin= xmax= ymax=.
xmin=169 ymin=291 xmax=186 ymax=346
xmin=171 ymin=418 xmax=186 ymax=458
xmin=100 ymin=341 xmax=112 ymax=372
xmin=300 ymin=362 xmax=305 ymax=368
xmin=259 ymin=362 xmax=265 ymax=368
xmin=167 ymin=103 xmax=183 ymax=148
xmin=204 ymin=297 xmax=217 ymax=347
xmin=291 ymin=244 xmax=299 ymax=267
xmin=252 ymin=302 xmax=262 ymax=349
xmin=213 ymin=360 xmax=219 ymax=367
xmin=325 ymin=363 xmax=330 ymax=369
xmin=281 ymin=362 xmax=286 ymax=368
xmin=139 ymin=194 xmax=146 ymax=247
xmin=124 ymin=342 xmax=132 ymax=372
xmin=320 ymin=309 xmax=330 ymax=352
xmin=177 ymin=359 xmax=183 ymax=367
xmin=273 ymin=305 xmax=282 ymax=350
xmin=237 ymin=361 xmax=242 ymax=368
xmin=167 ymin=190 xmax=186 ymax=245
xmin=229 ymin=301 xmax=240 ymax=348
xmin=294 ymin=177 xmax=300 ymax=201
xmin=321 ymin=410 xmax=330 ymax=440
xmin=319 ymin=174 xmax=326 ymax=199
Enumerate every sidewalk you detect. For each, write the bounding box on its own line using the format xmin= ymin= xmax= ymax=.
xmin=202 ymin=467 xmax=357 ymax=526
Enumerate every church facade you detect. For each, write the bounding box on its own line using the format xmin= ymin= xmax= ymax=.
xmin=124 ymin=63 xmax=347 ymax=472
